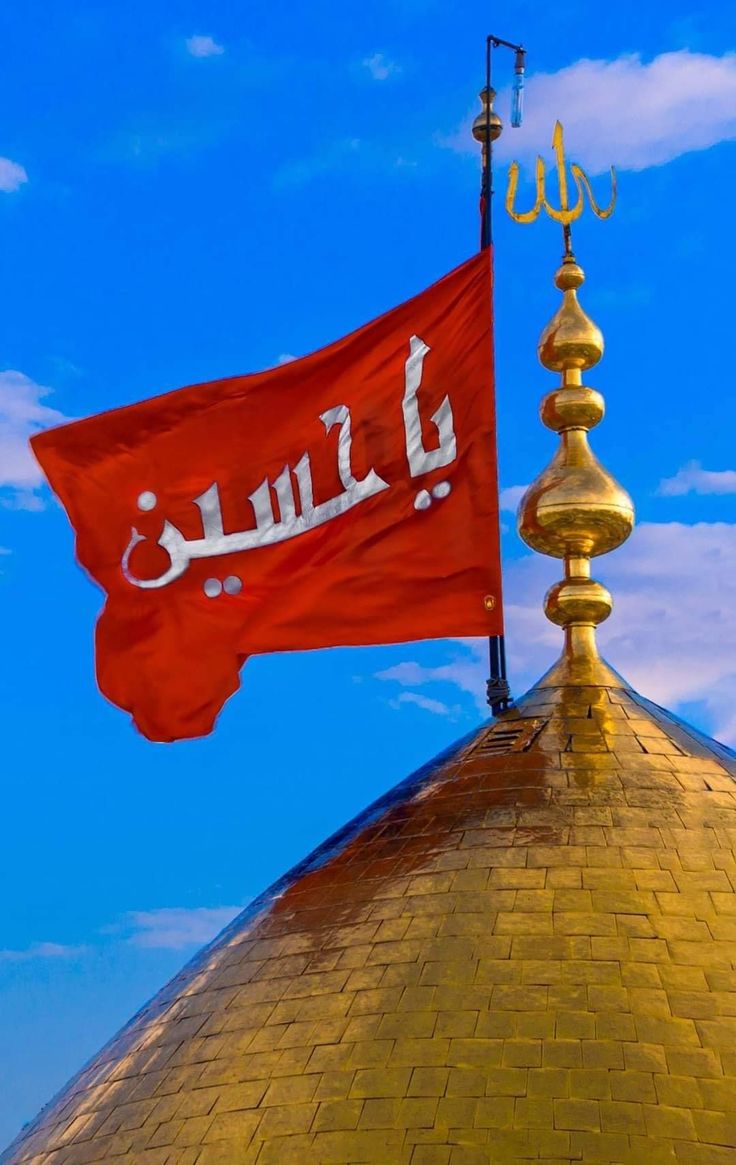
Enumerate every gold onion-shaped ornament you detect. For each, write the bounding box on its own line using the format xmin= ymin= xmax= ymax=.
xmin=518 ymin=253 xmax=634 ymax=667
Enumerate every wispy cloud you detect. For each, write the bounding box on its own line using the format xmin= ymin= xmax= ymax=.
xmin=390 ymin=691 xmax=461 ymax=718
xmin=363 ymin=53 xmax=400 ymax=82
xmin=0 ymin=158 xmax=27 ymax=192
xmin=376 ymin=521 xmax=736 ymax=745
xmin=277 ymin=353 xmax=297 ymax=365
xmin=4 ymin=905 xmax=245 ymax=967
xmin=658 ymin=460 xmax=736 ymax=497
xmin=443 ymin=51 xmax=736 ymax=174
xmin=0 ymin=941 xmax=85 ymax=962
xmin=0 ymin=371 xmax=67 ymax=509
xmin=499 ymin=484 xmax=527 ymax=513
xmin=121 ymin=906 xmax=241 ymax=950
xmin=186 ymin=34 xmax=225 ymax=59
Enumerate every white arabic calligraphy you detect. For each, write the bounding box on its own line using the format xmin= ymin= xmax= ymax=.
xmin=402 ymin=335 xmax=456 ymax=478
xmin=121 ymin=404 xmax=390 ymax=590
xmin=121 ymin=335 xmax=459 ymax=591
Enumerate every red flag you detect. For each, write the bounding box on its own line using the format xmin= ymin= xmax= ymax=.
xmin=32 ymin=251 xmax=503 ymax=742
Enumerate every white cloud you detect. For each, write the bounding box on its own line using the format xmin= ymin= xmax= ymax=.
xmin=443 ymin=50 xmax=736 ymax=175
xmin=391 ymin=691 xmax=461 ymax=717
xmin=658 ymin=460 xmax=736 ymax=496
xmin=499 ymin=484 xmax=527 ymax=513
xmin=0 ymin=370 xmax=67 ymax=509
xmin=277 ymin=353 xmax=297 ymax=365
xmin=0 ymin=941 xmax=85 ymax=962
xmin=186 ymin=35 xmax=225 ymax=59
xmin=363 ymin=53 xmax=400 ymax=82
xmin=0 ymin=158 xmax=27 ymax=192
xmin=376 ymin=521 xmax=736 ymax=746
xmin=122 ymin=905 xmax=241 ymax=950
xmin=6 ymin=905 xmax=245 ymax=966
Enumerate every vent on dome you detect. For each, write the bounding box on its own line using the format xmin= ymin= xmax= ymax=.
xmin=473 ymin=717 xmax=546 ymax=755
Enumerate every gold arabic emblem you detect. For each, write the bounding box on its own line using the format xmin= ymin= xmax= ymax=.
xmin=506 ymin=121 xmax=616 ymax=225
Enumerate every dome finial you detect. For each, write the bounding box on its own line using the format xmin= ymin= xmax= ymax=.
xmin=504 ymin=122 xmax=629 ymax=685
xmin=517 ymin=248 xmax=634 ymax=684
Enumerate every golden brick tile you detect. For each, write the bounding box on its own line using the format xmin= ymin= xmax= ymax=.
xmin=214 ymin=1080 xmax=268 ymax=1112
xmin=587 ymin=985 xmax=629 ymax=1011
xmin=543 ymin=1040 xmax=583 ymax=1069
xmin=475 ymin=1011 xmax=514 ymax=1039
xmin=635 ymin=1015 xmax=699 ymax=1047
xmin=511 ymin=935 xmax=591 ymax=961
xmin=699 ymin=1077 xmax=736 ymax=1112
xmin=569 ymin=1130 xmax=631 ymax=1162
xmin=202 ymin=1110 xmax=261 ymax=1144
xmin=256 ymin=1102 xmax=317 ymax=1138
xmin=445 ymin=1068 xmax=487 ymax=1097
xmin=654 ymin=1072 xmax=703 ymax=1108
xmin=553 ymin=911 xmax=617 ymax=937
xmin=643 ymin=1101 xmax=697 ymax=1139
xmin=496 ymin=912 xmax=554 ymax=936
xmin=312 ymin=1070 xmax=356 ymax=1101
xmin=358 ymin=1097 xmax=400 ymax=1127
xmin=445 ymin=1038 xmax=503 ymax=1069
xmin=546 ymin=868 xmax=583 ymax=889
xmin=174 ymin=1115 xmax=217 ymax=1145
xmin=619 ymin=961 xmax=662 ymax=988
xmin=350 ymin=1068 xmax=413 ymax=1098
xmin=435 ymin=1097 xmax=478 ymax=1128
xmin=314 ymin=1129 xmax=407 ymax=1164
xmin=377 ymin=1012 xmax=437 ymax=1040
xmin=389 ymin=1038 xmax=453 ymax=1068
xmin=563 ymin=960 xmax=621 ymax=986
xmin=476 ymin=959 xmax=522 ymax=986
xmin=669 ymin=1144 xmax=736 ymax=1165
xmin=553 ymin=1097 xmax=600 ymax=1131
xmin=260 ymin=1073 xmax=318 ymax=1106
xmin=581 ymin=1040 xmax=624 ymax=1069
xmin=517 ymin=1011 xmax=556 ymax=1039
xmin=449 ymin=1145 xmax=493 ymax=1165
xmin=627 ymin=986 xmax=671 ymax=1016
xmin=520 ymin=960 xmax=564 ymax=985
xmin=609 ymin=1069 xmax=657 ymax=1104
xmin=502 ymin=1040 xmax=543 ymax=1068
xmin=408 ymin=1068 xmax=450 ymax=1098
xmin=411 ymin=1147 xmax=452 ymax=1164
xmin=148 ymin=1118 xmax=187 ymax=1148
xmin=340 ymin=1019 xmax=383 ymax=1049
xmin=513 ymin=1096 xmax=554 ymax=1128
xmin=596 ymin=1013 xmax=637 ymax=1041
xmin=527 ymin=1067 xmax=569 ymax=1097
xmin=599 ymin=1099 xmax=645 ymax=1134
xmin=434 ymin=1012 xmax=477 ymax=1039
xmin=556 ymin=1012 xmax=596 ymax=1040
xmin=472 ymin=1097 xmax=515 ymax=1129
xmin=696 ymin=1016 xmax=736 ymax=1049
xmin=547 ymin=986 xmax=587 ymax=1010
xmin=568 ymin=1068 xmax=609 ymax=1100
xmin=399 ymin=1098 xmax=440 ymax=1128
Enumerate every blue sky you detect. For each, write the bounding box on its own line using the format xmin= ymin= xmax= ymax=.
xmin=2 ymin=0 xmax=736 ymax=1146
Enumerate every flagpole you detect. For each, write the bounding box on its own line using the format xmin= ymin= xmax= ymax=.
xmin=473 ymin=35 xmax=525 ymax=717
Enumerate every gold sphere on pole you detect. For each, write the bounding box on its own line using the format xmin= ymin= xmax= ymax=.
xmin=471 ymin=86 xmax=503 ymax=147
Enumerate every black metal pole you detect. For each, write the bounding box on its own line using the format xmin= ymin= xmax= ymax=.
xmin=482 ymin=35 xmax=512 ymax=718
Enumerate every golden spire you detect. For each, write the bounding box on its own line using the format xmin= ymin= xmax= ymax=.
xmin=509 ymin=125 xmax=634 ymax=685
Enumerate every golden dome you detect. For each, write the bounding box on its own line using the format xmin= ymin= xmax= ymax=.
xmin=3 ymin=677 xmax=736 ymax=1165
